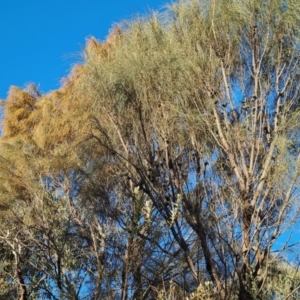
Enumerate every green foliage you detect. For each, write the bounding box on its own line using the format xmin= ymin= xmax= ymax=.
xmin=1 ymin=0 xmax=300 ymax=299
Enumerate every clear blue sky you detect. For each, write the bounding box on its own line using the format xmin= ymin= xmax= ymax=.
xmin=0 ymin=0 xmax=168 ymax=99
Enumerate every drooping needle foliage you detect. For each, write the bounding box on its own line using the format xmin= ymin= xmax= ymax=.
xmin=1 ymin=0 xmax=300 ymax=299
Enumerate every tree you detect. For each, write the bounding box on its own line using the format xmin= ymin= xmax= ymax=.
xmin=1 ymin=0 xmax=300 ymax=299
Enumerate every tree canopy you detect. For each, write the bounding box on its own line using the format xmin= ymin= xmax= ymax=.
xmin=1 ymin=0 xmax=300 ymax=299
